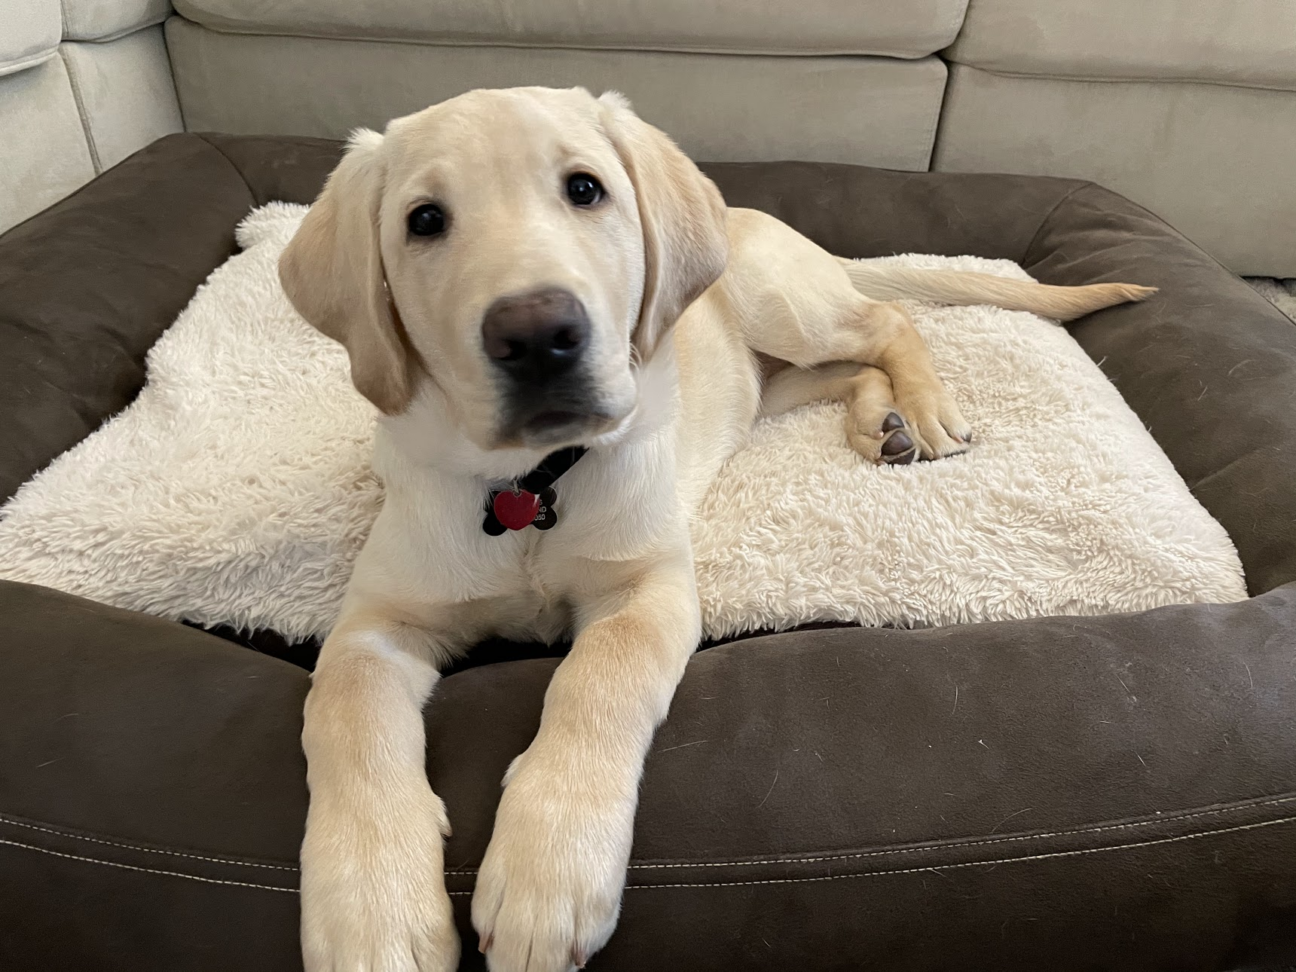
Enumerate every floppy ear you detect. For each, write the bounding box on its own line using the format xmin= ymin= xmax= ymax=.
xmin=598 ymin=92 xmax=729 ymax=362
xmin=278 ymin=129 xmax=415 ymax=415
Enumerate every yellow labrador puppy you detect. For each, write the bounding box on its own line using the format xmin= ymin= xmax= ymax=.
xmin=279 ymin=86 xmax=1152 ymax=972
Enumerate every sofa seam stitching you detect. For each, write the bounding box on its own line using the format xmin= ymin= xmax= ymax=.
xmin=0 ymin=813 xmax=297 ymax=871
xmin=0 ymin=837 xmax=297 ymax=892
xmin=916 ymin=59 xmax=945 ymax=171
xmin=57 ymin=44 xmax=102 ymax=174
xmin=623 ymin=815 xmax=1296 ymax=890
xmin=930 ymin=56 xmax=957 ymax=169
xmin=624 ymin=793 xmax=1296 ymax=871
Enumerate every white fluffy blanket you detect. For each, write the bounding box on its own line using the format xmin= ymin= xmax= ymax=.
xmin=0 ymin=204 xmax=1247 ymax=641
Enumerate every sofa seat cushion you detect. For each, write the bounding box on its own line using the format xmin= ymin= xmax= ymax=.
xmin=946 ymin=0 xmax=1296 ymax=90
xmin=172 ymin=0 xmax=968 ymax=58
xmin=0 ymin=0 xmax=60 ymax=76
xmin=2 ymin=135 xmax=1295 ymax=971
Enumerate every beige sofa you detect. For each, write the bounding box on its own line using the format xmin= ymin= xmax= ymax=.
xmin=937 ymin=1 xmax=1296 ymax=279
xmin=2 ymin=0 xmax=1294 ymax=277
xmin=0 ymin=0 xmax=182 ymax=231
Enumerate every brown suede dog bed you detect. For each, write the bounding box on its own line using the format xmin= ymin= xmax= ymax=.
xmin=1 ymin=135 xmax=1294 ymax=972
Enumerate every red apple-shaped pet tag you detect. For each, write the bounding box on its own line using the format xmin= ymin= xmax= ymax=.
xmin=493 ymin=489 xmax=541 ymax=530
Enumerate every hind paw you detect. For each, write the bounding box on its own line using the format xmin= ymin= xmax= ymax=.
xmin=848 ymin=408 xmax=919 ymax=465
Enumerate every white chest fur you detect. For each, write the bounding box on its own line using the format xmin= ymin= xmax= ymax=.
xmin=348 ymin=364 xmax=690 ymax=645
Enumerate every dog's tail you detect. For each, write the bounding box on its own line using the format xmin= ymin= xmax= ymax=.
xmin=837 ymin=261 xmax=1156 ymax=323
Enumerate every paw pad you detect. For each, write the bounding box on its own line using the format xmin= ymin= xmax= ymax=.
xmin=880 ymin=412 xmax=917 ymax=465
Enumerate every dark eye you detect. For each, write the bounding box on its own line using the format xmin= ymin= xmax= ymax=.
xmin=407 ymin=204 xmax=446 ymax=237
xmin=566 ymin=173 xmax=604 ymax=207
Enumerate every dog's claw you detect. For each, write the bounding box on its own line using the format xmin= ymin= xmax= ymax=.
xmin=479 ymin=933 xmax=493 ymax=954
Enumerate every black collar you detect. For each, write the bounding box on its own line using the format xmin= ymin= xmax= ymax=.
xmin=482 ymin=446 xmax=588 ymax=535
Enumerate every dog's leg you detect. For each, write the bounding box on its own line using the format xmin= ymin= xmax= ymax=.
xmin=831 ymin=299 xmax=973 ymax=460
xmin=751 ymin=295 xmax=971 ymax=461
xmin=760 ymin=361 xmax=920 ymax=464
xmin=726 ymin=208 xmax=971 ymax=461
xmin=472 ymin=553 xmax=699 ymax=972
xmin=300 ymin=613 xmax=460 ymax=972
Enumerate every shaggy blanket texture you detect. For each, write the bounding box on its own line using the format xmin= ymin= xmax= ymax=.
xmin=1246 ymin=277 xmax=1296 ymax=324
xmin=0 ymin=204 xmax=1248 ymax=641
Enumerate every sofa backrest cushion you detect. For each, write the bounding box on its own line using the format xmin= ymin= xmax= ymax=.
xmin=61 ymin=0 xmax=172 ymax=42
xmin=0 ymin=0 xmax=60 ymax=75
xmin=0 ymin=0 xmax=181 ymax=235
xmin=946 ymin=0 xmax=1296 ymax=89
xmin=173 ymin=0 xmax=969 ymax=58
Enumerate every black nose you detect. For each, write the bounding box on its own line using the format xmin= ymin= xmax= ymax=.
xmin=481 ymin=288 xmax=590 ymax=381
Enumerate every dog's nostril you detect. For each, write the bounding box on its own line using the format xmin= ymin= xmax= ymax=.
xmin=501 ymin=340 xmax=529 ymax=362
xmin=550 ymin=326 xmax=583 ymax=352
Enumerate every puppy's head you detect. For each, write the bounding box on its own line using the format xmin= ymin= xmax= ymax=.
xmin=279 ymin=87 xmax=728 ymax=452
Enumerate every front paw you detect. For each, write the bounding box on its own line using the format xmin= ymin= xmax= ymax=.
xmin=472 ymin=754 xmax=633 ymax=972
xmin=301 ymin=790 xmax=459 ymax=972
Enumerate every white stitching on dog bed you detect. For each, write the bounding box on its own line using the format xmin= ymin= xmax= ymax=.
xmin=0 ymin=838 xmax=297 ymax=892
xmin=0 ymin=812 xmax=298 ymax=871
xmin=625 ymin=792 xmax=1296 ymax=871
xmin=441 ymin=792 xmax=1296 ymax=878
xmin=624 ymin=816 xmax=1296 ymax=891
xmin=10 ymin=812 xmax=1288 ymax=897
